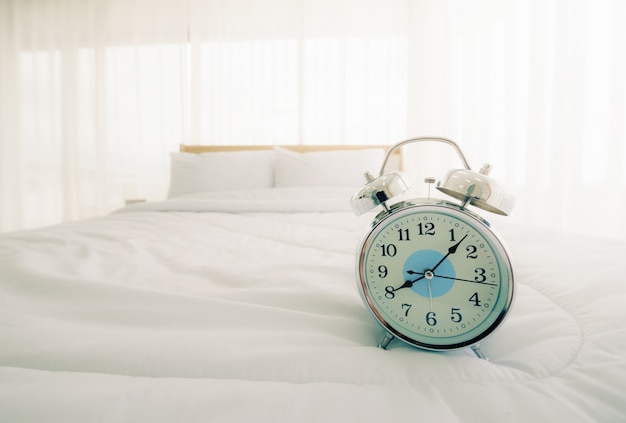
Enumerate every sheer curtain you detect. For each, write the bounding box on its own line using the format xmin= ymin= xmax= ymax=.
xmin=405 ymin=0 xmax=626 ymax=238
xmin=0 ymin=0 xmax=190 ymax=231
xmin=1 ymin=0 xmax=625 ymax=238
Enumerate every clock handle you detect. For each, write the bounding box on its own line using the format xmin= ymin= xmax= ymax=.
xmin=379 ymin=136 xmax=515 ymax=216
xmin=351 ymin=137 xmax=463 ymax=216
xmin=378 ymin=136 xmax=472 ymax=176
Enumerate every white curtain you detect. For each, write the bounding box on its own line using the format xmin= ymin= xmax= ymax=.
xmin=1 ymin=0 xmax=625 ymax=238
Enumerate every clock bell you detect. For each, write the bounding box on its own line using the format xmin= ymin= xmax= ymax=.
xmin=351 ymin=136 xmax=515 ymax=217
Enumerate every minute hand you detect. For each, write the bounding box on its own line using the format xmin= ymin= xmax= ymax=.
xmin=431 ymin=234 xmax=468 ymax=272
xmin=433 ymin=274 xmax=497 ymax=286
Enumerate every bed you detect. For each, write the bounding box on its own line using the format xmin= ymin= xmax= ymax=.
xmin=1 ymin=143 xmax=625 ymax=422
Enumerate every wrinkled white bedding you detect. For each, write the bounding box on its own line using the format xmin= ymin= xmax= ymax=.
xmin=1 ymin=188 xmax=625 ymax=422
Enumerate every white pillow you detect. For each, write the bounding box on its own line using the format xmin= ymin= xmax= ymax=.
xmin=273 ymin=146 xmax=385 ymax=188
xmin=168 ymin=151 xmax=274 ymax=197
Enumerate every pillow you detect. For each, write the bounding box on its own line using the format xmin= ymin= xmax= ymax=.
xmin=168 ymin=150 xmax=274 ymax=197
xmin=273 ymin=146 xmax=385 ymax=188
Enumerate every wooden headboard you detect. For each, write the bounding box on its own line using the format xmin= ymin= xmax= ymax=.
xmin=179 ymin=144 xmax=403 ymax=171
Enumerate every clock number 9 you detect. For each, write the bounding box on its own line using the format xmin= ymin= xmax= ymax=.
xmin=378 ymin=265 xmax=388 ymax=278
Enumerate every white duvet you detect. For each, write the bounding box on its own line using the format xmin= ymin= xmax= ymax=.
xmin=1 ymin=188 xmax=625 ymax=422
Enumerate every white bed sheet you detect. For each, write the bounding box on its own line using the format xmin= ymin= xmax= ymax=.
xmin=1 ymin=188 xmax=625 ymax=422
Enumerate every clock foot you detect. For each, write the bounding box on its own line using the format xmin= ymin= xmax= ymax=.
xmin=471 ymin=344 xmax=490 ymax=361
xmin=378 ymin=332 xmax=395 ymax=349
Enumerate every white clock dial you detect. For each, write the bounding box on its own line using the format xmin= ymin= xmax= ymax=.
xmin=357 ymin=201 xmax=514 ymax=350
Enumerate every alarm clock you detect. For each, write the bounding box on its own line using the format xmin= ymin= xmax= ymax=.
xmin=351 ymin=136 xmax=515 ymax=359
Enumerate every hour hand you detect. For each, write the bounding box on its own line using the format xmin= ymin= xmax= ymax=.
xmin=393 ymin=275 xmax=425 ymax=291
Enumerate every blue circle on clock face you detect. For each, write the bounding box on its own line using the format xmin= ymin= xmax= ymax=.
xmin=403 ymin=250 xmax=456 ymax=298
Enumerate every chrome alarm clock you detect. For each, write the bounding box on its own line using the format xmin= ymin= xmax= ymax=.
xmin=351 ymin=137 xmax=515 ymax=359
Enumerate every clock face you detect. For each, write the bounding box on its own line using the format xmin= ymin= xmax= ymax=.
xmin=358 ymin=202 xmax=514 ymax=350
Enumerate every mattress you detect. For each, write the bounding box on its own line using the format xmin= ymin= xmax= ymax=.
xmin=1 ymin=187 xmax=625 ymax=422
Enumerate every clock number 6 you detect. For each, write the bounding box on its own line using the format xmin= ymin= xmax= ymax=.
xmin=426 ymin=311 xmax=437 ymax=326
